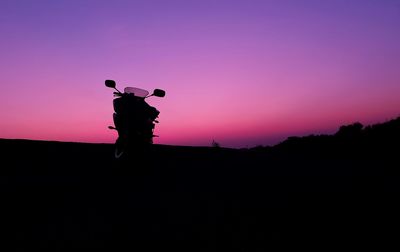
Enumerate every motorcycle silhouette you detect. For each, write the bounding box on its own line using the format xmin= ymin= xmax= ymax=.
xmin=105 ymin=80 xmax=165 ymax=159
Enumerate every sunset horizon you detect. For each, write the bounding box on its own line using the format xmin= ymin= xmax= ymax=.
xmin=1 ymin=0 xmax=399 ymax=148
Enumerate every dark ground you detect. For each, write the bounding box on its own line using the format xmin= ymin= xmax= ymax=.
xmin=1 ymin=117 xmax=399 ymax=251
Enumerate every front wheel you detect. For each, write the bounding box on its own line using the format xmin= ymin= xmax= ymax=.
xmin=114 ymin=137 xmax=127 ymax=159
xmin=114 ymin=135 xmax=153 ymax=159
xmin=115 ymin=145 xmax=125 ymax=159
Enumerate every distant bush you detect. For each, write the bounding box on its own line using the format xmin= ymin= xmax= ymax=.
xmin=211 ymin=140 xmax=221 ymax=148
xmin=335 ymin=122 xmax=363 ymax=138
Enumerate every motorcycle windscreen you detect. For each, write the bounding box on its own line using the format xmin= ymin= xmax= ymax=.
xmin=124 ymin=87 xmax=149 ymax=98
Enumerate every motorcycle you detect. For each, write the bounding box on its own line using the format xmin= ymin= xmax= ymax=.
xmin=105 ymin=79 xmax=165 ymax=159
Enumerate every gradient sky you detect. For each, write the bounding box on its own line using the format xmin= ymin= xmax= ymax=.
xmin=1 ymin=0 xmax=399 ymax=148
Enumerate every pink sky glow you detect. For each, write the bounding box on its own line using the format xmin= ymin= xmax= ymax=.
xmin=1 ymin=0 xmax=399 ymax=148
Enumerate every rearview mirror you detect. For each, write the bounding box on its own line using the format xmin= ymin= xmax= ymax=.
xmin=105 ymin=80 xmax=116 ymax=89
xmin=153 ymin=89 xmax=166 ymax=97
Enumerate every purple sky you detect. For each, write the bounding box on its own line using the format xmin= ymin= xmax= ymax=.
xmin=1 ymin=0 xmax=399 ymax=148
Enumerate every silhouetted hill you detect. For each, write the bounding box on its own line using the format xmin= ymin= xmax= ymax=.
xmin=1 ymin=117 xmax=399 ymax=250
